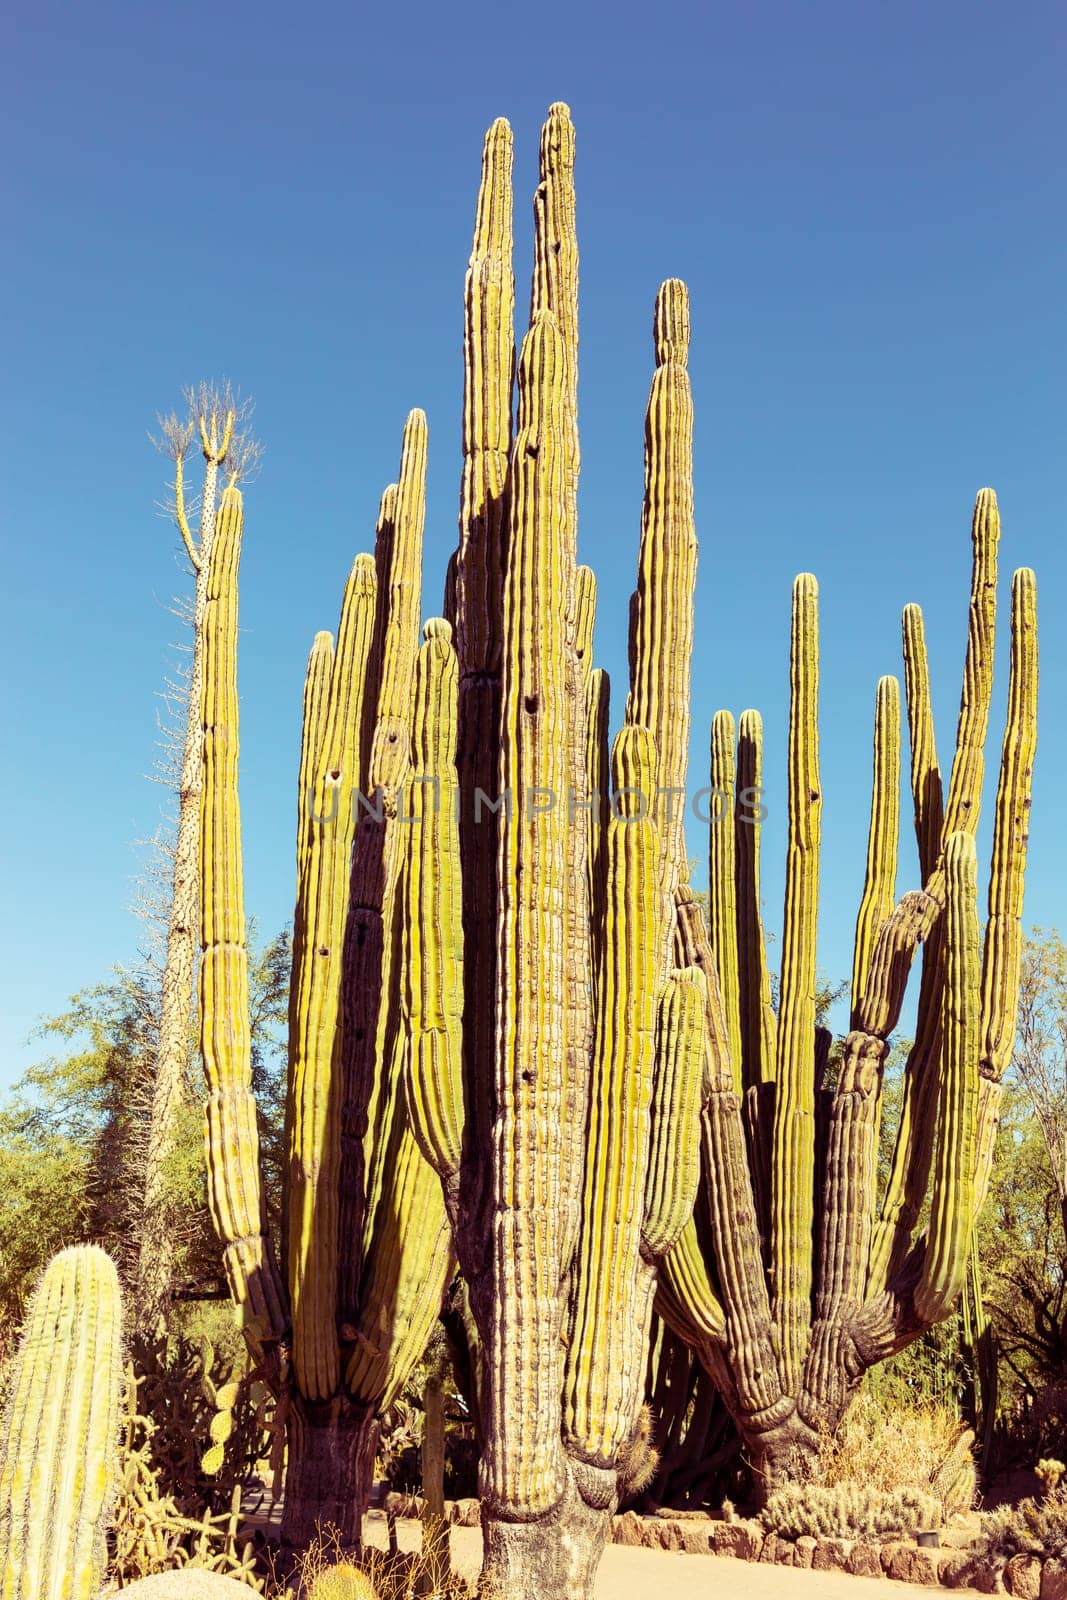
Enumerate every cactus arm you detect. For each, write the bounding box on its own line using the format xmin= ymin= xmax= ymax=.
xmin=770 ymin=573 xmax=822 ymax=1389
xmin=672 ymin=889 xmax=785 ymax=1421
xmin=902 ymin=606 xmax=943 ymax=882
xmin=404 ymin=621 xmax=465 ymax=1197
xmin=531 ymin=105 xmax=593 ymax=1283
xmin=803 ymin=677 xmax=902 ymax=1417
xmin=656 ymin=1219 xmax=727 ymax=1346
xmin=642 ymin=969 xmax=708 ymax=1257
xmin=344 ymin=1123 xmax=455 ymax=1412
xmin=286 ymin=556 xmax=378 ymax=1401
xmin=486 ymin=310 xmax=571 ymax=1515
xmin=625 ymin=280 xmax=697 ymax=907
xmin=868 ymin=492 xmax=1000 ymax=1293
xmin=340 ymin=413 xmax=427 ymax=1306
xmin=198 ymin=486 xmax=287 ymax=1353
xmin=973 ymin=568 xmax=1038 ymax=1209
xmin=585 ymin=666 xmax=610 ymax=948
xmin=453 ymin=118 xmax=515 ymax=1294
xmin=914 ymin=832 xmax=980 ymax=1325
xmin=849 ymin=677 xmax=901 ymax=1024
xmin=736 ymin=709 xmax=777 ymax=1088
xmin=564 ymin=727 xmax=664 ymax=1466
xmin=708 ymin=711 xmax=743 ymax=1092
xmin=282 ymin=629 xmax=335 ymax=1283
xmin=0 ymin=1246 xmax=122 ymax=1600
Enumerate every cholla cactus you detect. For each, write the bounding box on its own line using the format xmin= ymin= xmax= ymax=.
xmin=761 ymin=1482 xmax=942 ymax=1540
xmin=0 ymin=1245 xmax=123 ymax=1600
xmin=1037 ymin=1459 xmax=1066 ymax=1496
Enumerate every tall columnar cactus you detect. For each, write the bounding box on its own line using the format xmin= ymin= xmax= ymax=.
xmin=656 ymin=490 xmax=1038 ymax=1485
xmin=189 ymin=99 xmax=1039 ymax=1596
xmin=196 ymin=473 xmax=452 ymax=1546
xmin=0 ymin=1245 xmax=123 ymax=1599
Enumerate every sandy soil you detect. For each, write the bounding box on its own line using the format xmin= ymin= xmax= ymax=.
xmin=362 ymin=1511 xmax=953 ymax=1598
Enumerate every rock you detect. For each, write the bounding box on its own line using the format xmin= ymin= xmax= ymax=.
xmin=679 ymin=1523 xmax=711 ymax=1555
xmin=640 ymin=1518 xmax=662 ymax=1550
xmin=774 ymin=1538 xmax=797 ymax=1567
xmin=382 ymin=1490 xmax=423 ymax=1520
xmin=757 ymin=1532 xmax=777 ymax=1563
xmin=795 ymin=1536 xmax=817 ymax=1569
xmin=957 ymin=1556 xmax=1006 ymax=1594
xmin=115 ymin=1577 xmax=257 ymax=1599
xmin=450 ymin=1497 xmax=480 ymax=1528
xmin=657 ymin=1521 xmax=684 ymax=1552
xmin=847 ymin=1541 xmax=882 ymax=1578
xmin=712 ymin=1519 xmax=763 ymax=1560
xmin=1006 ymin=1554 xmax=1043 ymax=1600
xmin=886 ymin=1543 xmax=938 ymax=1586
xmin=612 ymin=1510 xmax=644 ymax=1547
xmin=813 ymin=1538 xmax=852 ymax=1572
xmin=939 ymin=1551 xmax=977 ymax=1589
xmin=1042 ymin=1559 xmax=1067 ymax=1600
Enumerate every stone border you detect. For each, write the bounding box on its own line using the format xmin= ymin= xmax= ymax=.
xmin=377 ymin=1492 xmax=1066 ymax=1598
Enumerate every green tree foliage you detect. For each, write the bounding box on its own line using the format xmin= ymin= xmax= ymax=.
xmin=0 ymin=928 xmax=290 ymax=1332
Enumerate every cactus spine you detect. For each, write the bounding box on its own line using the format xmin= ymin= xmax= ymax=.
xmin=0 ymin=1246 xmax=123 ymax=1599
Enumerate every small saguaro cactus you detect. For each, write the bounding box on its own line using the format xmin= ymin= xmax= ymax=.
xmin=0 ymin=1245 xmax=123 ymax=1600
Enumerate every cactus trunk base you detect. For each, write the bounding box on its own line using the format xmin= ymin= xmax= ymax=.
xmin=281 ymin=1396 xmax=379 ymax=1548
xmin=747 ymin=1416 xmax=822 ymax=1503
xmin=479 ymin=1474 xmax=613 ymax=1600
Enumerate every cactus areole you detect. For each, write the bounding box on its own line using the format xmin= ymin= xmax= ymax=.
xmin=194 ymin=105 xmax=1037 ymax=1597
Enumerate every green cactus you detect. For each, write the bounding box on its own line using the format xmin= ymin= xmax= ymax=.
xmin=196 ymin=472 xmax=452 ymax=1546
xmin=308 ymin=1562 xmax=379 ymax=1600
xmin=0 ymin=1245 xmax=123 ymax=1599
xmin=185 ymin=97 xmax=1039 ymax=1597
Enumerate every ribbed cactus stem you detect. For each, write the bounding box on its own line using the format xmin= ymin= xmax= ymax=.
xmin=902 ymin=606 xmax=943 ymax=881
xmin=974 ymin=567 xmax=1038 ymax=1209
xmin=288 ymin=556 xmax=378 ymax=1401
xmin=849 ymin=676 xmax=901 ymax=1024
xmin=0 ymin=1246 xmax=122 ymax=1600
xmin=626 ymin=280 xmax=697 ymax=908
xmin=199 ymin=486 xmax=286 ymax=1350
xmin=736 ymin=709 xmax=776 ymax=1090
xmin=709 ymin=710 xmax=742 ymax=1091
xmin=868 ymin=491 xmax=1001 ymax=1293
xmin=404 ymin=620 xmax=465 ymax=1193
xmin=915 ymin=832 xmax=980 ymax=1324
xmin=566 ymin=727 xmax=664 ymax=1465
xmin=642 ymin=969 xmax=708 ymax=1256
xmin=770 ymin=573 xmax=821 ymax=1389
xmin=488 ymin=309 xmax=571 ymax=1514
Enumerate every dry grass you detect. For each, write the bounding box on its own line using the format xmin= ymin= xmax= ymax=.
xmin=275 ymin=1525 xmax=493 ymax=1600
xmin=814 ymin=1390 xmax=977 ymax=1515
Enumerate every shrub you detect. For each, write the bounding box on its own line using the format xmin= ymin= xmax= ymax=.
xmin=975 ymin=1485 xmax=1067 ymax=1560
xmin=814 ymin=1389 xmax=976 ymax=1516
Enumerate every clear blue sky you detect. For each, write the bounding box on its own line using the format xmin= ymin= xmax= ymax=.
xmin=2 ymin=1 xmax=1064 ymax=1086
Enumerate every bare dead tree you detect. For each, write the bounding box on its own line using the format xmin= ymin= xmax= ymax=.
xmin=136 ymin=382 xmax=261 ymax=1328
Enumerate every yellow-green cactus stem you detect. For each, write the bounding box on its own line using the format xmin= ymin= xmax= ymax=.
xmin=642 ymin=969 xmax=708 ymax=1257
xmin=404 ymin=620 xmax=465 ymax=1198
xmin=288 ymin=555 xmax=378 ymax=1401
xmin=770 ymin=573 xmax=821 ymax=1391
xmin=486 ymin=308 xmax=571 ymax=1515
xmin=735 ymin=709 xmax=777 ymax=1091
xmin=199 ymin=486 xmax=286 ymax=1350
xmin=0 ymin=1246 xmax=122 ymax=1600
xmin=974 ymin=567 xmax=1038 ymax=1209
xmin=915 ymin=832 xmax=980 ymax=1324
xmin=708 ymin=710 xmax=742 ymax=1092
xmin=565 ymin=727 xmax=666 ymax=1466
xmin=849 ymin=676 xmax=901 ymax=1022
xmin=308 ymin=1562 xmax=379 ymax=1600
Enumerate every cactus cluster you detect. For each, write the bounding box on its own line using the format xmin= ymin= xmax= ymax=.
xmin=760 ymin=1483 xmax=942 ymax=1540
xmin=0 ymin=1245 xmax=123 ymax=1600
xmin=187 ymin=101 xmax=1039 ymax=1595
